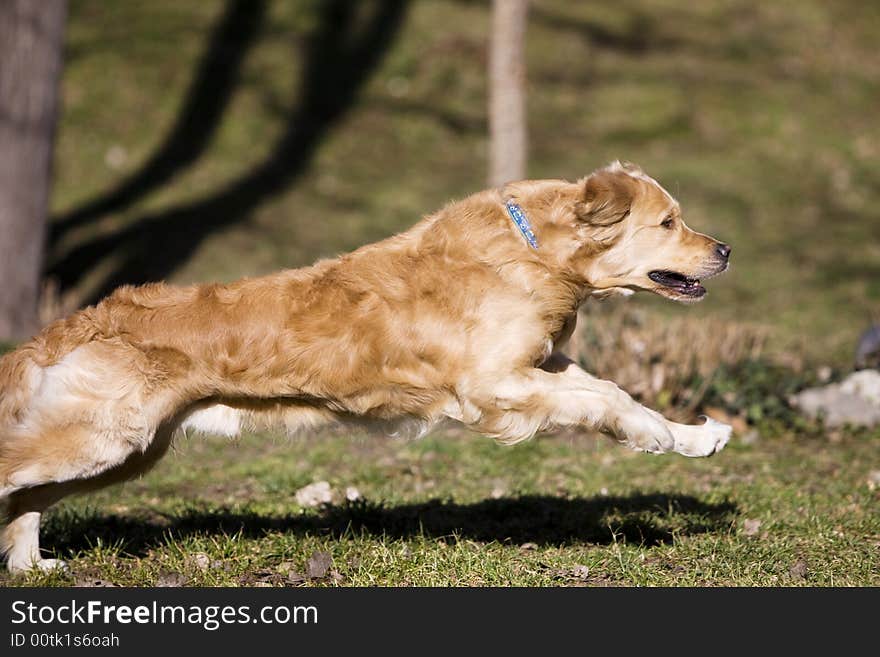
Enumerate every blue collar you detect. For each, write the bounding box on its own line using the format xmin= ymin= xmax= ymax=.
xmin=505 ymin=201 xmax=539 ymax=249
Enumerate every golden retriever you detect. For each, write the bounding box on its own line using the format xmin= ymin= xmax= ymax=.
xmin=0 ymin=161 xmax=731 ymax=572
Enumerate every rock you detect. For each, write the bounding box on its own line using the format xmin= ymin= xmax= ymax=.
xmin=552 ymin=564 xmax=594 ymax=583
xmin=191 ymin=552 xmax=211 ymax=571
xmin=571 ymin=565 xmax=590 ymax=579
xmin=295 ymin=481 xmax=333 ymax=507
xmin=743 ymin=519 xmax=762 ymax=536
xmin=840 ymin=369 xmax=880 ymax=404
xmin=104 ymin=144 xmax=128 ymax=170
xmin=792 ymin=369 xmax=880 ymax=428
xmin=345 ymin=486 xmax=362 ymax=502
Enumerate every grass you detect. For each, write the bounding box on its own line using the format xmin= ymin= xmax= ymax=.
xmin=2 ymin=428 xmax=877 ymax=587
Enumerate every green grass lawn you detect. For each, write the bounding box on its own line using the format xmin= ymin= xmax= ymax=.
xmin=3 ymin=428 xmax=877 ymax=587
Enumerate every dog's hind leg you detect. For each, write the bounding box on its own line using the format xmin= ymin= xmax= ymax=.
xmin=1 ymin=425 xmax=175 ymax=573
xmin=2 ymin=512 xmax=52 ymax=572
xmin=2 ymin=483 xmax=75 ymax=572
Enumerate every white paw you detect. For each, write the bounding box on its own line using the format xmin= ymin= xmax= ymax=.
xmin=620 ymin=412 xmax=676 ymax=454
xmin=672 ymin=417 xmax=732 ymax=458
xmin=6 ymin=556 xmax=68 ymax=574
xmin=36 ymin=558 xmax=68 ymax=572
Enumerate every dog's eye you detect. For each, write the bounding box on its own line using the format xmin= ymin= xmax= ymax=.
xmin=661 ymin=216 xmax=675 ymax=229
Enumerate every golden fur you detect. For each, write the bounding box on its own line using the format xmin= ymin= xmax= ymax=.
xmin=0 ymin=162 xmax=731 ymax=572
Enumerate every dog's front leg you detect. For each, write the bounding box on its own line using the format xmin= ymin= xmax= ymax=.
xmin=466 ymin=357 xmax=730 ymax=457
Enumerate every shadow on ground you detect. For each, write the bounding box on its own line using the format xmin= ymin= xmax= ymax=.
xmin=44 ymin=493 xmax=738 ymax=559
xmin=50 ymin=0 xmax=411 ymax=304
xmin=51 ymin=0 xmax=269 ymax=240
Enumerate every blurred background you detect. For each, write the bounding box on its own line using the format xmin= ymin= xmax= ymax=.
xmin=2 ymin=0 xmax=880 ymax=424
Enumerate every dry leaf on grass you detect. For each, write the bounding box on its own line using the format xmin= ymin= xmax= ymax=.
xmin=307 ymin=551 xmax=333 ymax=579
xmin=156 ymin=571 xmax=188 ymax=587
xmin=789 ymin=559 xmax=808 ymax=579
xmin=75 ymin=578 xmax=116 ymax=588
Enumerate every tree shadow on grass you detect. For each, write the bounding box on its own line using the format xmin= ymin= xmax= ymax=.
xmin=50 ymin=0 xmax=269 ymax=242
xmin=44 ymin=493 xmax=737 ymax=560
xmin=49 ymin=0 xmax=411 ymax=305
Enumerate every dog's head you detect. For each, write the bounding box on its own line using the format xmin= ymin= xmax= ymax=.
xmin=572 ymin=162 xmax=730 ymax=302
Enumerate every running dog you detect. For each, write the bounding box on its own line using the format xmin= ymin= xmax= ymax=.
xmin=0 ymin=161 xmax=731 ymax=572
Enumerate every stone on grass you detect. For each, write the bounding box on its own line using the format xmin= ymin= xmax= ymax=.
xmin=295 ymin=481 xmax=333 ymax=507
xmin=191 ymin=552 xmax=211 ymax=571
xmin=791 ymin=369 xmax=880 ymax=428
xmin=743 ymin=519 xmax=762 ymax=536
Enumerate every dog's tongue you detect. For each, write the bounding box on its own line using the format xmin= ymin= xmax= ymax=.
xmin=648 ymin=270 xmax=705 ymax=297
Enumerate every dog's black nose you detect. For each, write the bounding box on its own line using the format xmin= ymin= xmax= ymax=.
xmin=716 ymin=243 xmax=731 ymax=259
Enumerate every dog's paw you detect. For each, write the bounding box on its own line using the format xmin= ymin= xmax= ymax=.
xmin=36 ymin=558 xmax=68 ymax=572
xmin=620 ymin=412 xmax=676 ymax=454
xmin=6 ymin=557 xmax=68 ymax=574
xmin=672 ymin=417 xmax=732 ymax=458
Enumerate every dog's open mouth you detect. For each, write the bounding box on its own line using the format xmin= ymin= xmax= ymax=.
xmin=648 ymin=270 xmax=706 ymax=298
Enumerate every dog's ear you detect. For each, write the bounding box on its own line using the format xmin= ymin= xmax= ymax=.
xmin=574 ymin=169 xmax=636 ymax=227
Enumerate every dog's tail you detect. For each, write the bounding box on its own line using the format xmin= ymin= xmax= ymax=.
xmin=0 ymin=346 xmax=41 ymax=429
xmin=0 ymin=347 xmax=43 ymax=509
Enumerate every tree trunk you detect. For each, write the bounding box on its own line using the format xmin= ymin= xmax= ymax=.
xmin=0 ymin=0 xmax=67 ymax=341
xmin=488 ymin=0 xmax=528 ymax=187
